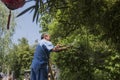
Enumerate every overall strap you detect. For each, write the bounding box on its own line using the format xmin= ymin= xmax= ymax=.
xmin=39 ymin=44 xmax=49 ymax=59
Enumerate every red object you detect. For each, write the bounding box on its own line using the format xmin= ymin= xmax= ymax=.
xmin=1 ymin=0 xmax=25 ymax=10
xmin=1 ymin=0 xmax=25 ymax=29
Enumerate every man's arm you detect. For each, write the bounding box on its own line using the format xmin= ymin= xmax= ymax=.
xmin=52 ymin=44 xmax=69 ymax=52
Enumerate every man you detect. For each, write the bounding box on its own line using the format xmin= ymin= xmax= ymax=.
xmin=30 ymin=33 xmax=67 ymax=80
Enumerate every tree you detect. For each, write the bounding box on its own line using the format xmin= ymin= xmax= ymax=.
xmin=39 ymin=0 xmax=120 ymax=80
xmin=0 ymin=1 xmax=15 ymax=73
xmin=8 ymin=38 xmax=34 ymax=79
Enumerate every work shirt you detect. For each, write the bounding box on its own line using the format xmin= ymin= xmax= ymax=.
xmin=31 ymin=39 xmax=54 ymax=72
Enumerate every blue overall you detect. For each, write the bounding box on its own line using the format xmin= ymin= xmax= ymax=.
xmin=30 ymin=39 xmax=54 ymax=80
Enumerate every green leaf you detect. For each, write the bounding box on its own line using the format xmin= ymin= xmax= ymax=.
xmin=17 ymin=5 xmax=36 ymax=17
xmin=33 ymin=3 xmax=39 ymax=22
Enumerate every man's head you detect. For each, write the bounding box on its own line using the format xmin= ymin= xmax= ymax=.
xmin=41 ymin=33 xmax=51 ymax=41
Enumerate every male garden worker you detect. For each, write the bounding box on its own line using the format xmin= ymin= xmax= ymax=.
xmin=30 ymin=33 xmax=68 ymax=80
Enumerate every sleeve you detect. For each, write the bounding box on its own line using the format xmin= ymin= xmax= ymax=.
xmin=44 ymin=41 xmax=54 ymax=51
xmin=39 ymin=39 xmax=54 ymax=51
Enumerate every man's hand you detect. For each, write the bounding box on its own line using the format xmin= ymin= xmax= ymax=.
xmin=52 ymin=44 xmax=69 ymax=52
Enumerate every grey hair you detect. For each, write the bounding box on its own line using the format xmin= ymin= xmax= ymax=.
xmin=41 ymin=32 xmax=49 ymax=39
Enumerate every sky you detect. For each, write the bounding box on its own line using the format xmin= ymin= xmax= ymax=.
xmin=12 ymin=1 xmax=41 ymax=45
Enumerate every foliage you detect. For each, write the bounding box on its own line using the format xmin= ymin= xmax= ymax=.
xmin=0 ymin=1 xmax=15 ymax=73
xmin=7 ymin=38 xmax=34 ymax=79
xmin=38 ymin=0 xmax=120 ymax=80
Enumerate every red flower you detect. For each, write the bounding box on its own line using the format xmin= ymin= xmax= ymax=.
xmin=1 ymin=0 xmax=25 ymax=10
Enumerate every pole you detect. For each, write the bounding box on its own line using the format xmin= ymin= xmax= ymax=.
xmin=7 ymin=10 xmax=11 ymax=29
xmin=48 ymin=61 xmax=55 ymax=80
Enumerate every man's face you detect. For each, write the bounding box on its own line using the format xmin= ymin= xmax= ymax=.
xmin=44 ymin=34 xmax=51 ymax=41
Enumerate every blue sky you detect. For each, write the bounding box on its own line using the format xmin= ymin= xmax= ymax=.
xmin=12 ymin=1 xmax=41 ymax=45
